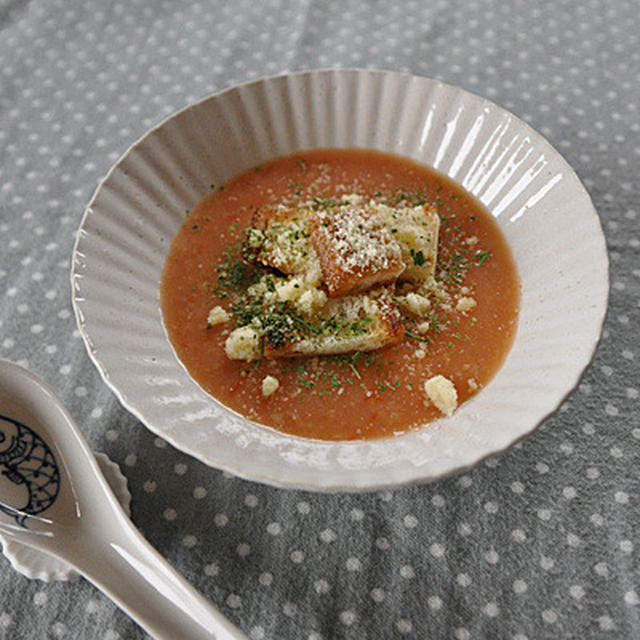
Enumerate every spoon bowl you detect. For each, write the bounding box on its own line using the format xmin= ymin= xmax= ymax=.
xmin=0 ymin=359 xmax=246 ymax=640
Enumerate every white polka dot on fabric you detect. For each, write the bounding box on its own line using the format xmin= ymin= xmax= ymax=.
xmin=85 ymin=599 xmax=100 ymax=614
xmin=569 ymin=585 xmax=585 ymax=600
xmin=567 ymin=533 xmax=581 ymax=548
xmin=163 ymin=508 xmax=177 ymax=521
xmin=214 ymin=514 xmax=229 ymax=528
xmin=376 ymin=537 xmax=390 ymax=550
xmin=513 ymin=579 xmax=528 ymax=594
xmin=319 ymin=528 xmax=337 ymax=543
xmin=484 ymin=549 xmax=500 ymax=564
xmin=395 ymin=619 xmax=412 ymax=634
xmin=399 ymin=565 xmax=415 ymax=579
xmin=619 ymin=540 xmax=633 ymax=553
xmin=314 ymin=579 xmax=330 ymax=594
xmin=511 ymin=529 xmax=527 ymax=543
xmin=258 ymin=572 xmax=272 ymax=586
xmin=615 ymin=491 xmax=629 ymax=504
xmin=457 ymin=573 xmax=472 ymax=587
xmin=182 ymin=535 xmax=197 ymax=548
xmin=370 ymin=588 xmax=386 ymax=602
xmin=598 ymin=616 xmax=615 ymax=631
xmin=143 ymin=480 xmax=157 ymax=493
xmin=511 ymin=481 xmax=525 ymax=494
xmin=484 ymin=501 xmax=499 ymax=514
xmin=345 ymin=557 xmax=361 ymax=572
xmin=339 ymin=610 xmax=356 ymax=626
xmin=297 ymin=501 xmax=311 ymax=515
xmin=403 ymin=514 xmax=418 ymax=528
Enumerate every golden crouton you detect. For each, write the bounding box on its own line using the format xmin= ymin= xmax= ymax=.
xmin=262 ymin=286 xmax=403 ymax=358
xmin=308 ymin=204 xmax=405 ymax=297
xmin=375 ymin=203 xmax=440 ymax=283
xmin=244 ymin=206 xmax=319 ymax=279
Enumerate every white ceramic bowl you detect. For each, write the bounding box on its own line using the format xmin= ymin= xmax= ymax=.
xmin=72 ymin=70 xmax=608 ymax=492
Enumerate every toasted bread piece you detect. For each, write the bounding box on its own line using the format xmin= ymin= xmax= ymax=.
xmin=244 ymin=206 xmax=321 ymax=282
xmin=262 ymin=286 xmax=403 ymax=357
xmin=375 ymin=203 xmax=440 ymax=283
xmin=308 ymin=204 xmax=405 ymax=297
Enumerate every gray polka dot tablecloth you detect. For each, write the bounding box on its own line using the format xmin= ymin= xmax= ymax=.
xmin=0 ymin=0 xmax=638 ymax=638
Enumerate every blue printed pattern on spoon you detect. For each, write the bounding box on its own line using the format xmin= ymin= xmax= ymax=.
xmin=0 ymin=414 xmax=60 ymax=527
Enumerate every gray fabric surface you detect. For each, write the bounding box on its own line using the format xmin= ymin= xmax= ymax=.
xmin=1 ymin=0 xmax=638 ymax=638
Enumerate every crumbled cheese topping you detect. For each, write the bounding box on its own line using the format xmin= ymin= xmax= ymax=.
xmin=219 ymin=191 xmax=490 ymax=372
xmin=424 ymin=375 xmax=458 ymax=416
xmin=296 ymin=287 xmax=328 ymax=315
xmin=342 ymin=193 xmax=364 ymax=206
xmin=397 ymin=292 xmax=431 ymax=317
xmin=416 ymin=321 xmax=431 ymax=334
xmin=225 ymin=326 xmax=261 ymax=361
xmin=207 ymin=305 xmax=230 ymax=326
xmin=456 ymin=296 xmax=477 ymax=312
xmin=261 ymin=375 xmax=280 ymax=396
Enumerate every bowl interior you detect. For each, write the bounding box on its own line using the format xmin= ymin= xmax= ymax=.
xmin=72 ymin=70 xmax=608 ymax=491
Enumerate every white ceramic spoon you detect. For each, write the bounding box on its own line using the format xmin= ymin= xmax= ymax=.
xmin=0 ymin=359 xmax=247 ymax=640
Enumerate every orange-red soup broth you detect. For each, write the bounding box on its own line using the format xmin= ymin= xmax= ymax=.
xmin=161 ymin=149 xmax=520 ymax=440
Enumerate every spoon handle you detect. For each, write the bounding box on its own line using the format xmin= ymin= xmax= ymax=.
xmin=64 ymin=517 xmax=247 ymax=640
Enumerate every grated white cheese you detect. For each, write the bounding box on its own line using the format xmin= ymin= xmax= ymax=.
xmin=314 ymin=204 xmax=403 ymax=275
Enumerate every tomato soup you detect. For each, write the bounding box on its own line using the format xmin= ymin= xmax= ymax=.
xmin=161 ymin=149 xmax=520 ymax=440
